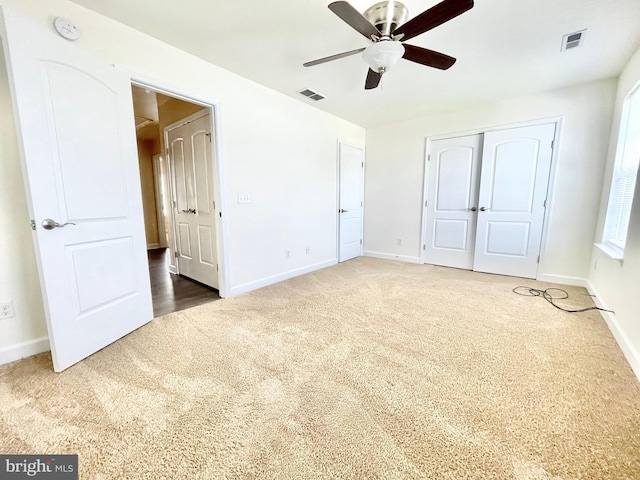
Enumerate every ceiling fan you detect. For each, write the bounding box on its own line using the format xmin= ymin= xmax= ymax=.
xmin=303 ymin=0 xmax=474 ymax=89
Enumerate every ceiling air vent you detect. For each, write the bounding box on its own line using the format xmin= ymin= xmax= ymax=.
xmin=561 ymin=30 xmax=586 ymax=51
xmin=298 ymin=88 xmax=325 ymax=101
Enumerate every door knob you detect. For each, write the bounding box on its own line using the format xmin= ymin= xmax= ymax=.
xmin=339 ymin=209 xmax=349 ymax=213
xmin=42 ymin=218 xmax=76 ymax=230
xmin=480 ymin=207 xmax=489 ymax=211
xmin=469 ymin=207 xmax=477 ymax=212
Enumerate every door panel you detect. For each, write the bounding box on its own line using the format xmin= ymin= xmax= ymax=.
xmin=433 ymin=219 xmax=469 ymax=250
xmin=338 ymin=143 xmax=364 ymax=262
xmin=178 ymin=223 xmax=192 ymax=259
xmin=69 ymin=238 xmax=136 ymax=314
xmin=46 ymin=64 xmax=129 ymax=219
xmin=490 ymin=141 xmax=538 ymax=212
xmin=193 ymin=131 xmax=212 ymax=214
xmin=197 ymin=225 xmax=215 ymax=265
xmin=424 ymin=135 xmax=482 ymax=269
xmin=0 ymin=6 xmax=153 ymax=371
xmin=473 ymin=123 xmax=556 ymax=278
xmin=172 ymin=139 xmax=188 ymax=212
xmin=167 ymin=111 xmax=218 ymax=288
xmin=484 ymin=222 xmax=530 ymax=256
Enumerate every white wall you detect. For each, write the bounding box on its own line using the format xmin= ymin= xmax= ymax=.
xmin=589 ymin=45 xmax=640 ymax=378
xmin=364 ymin=79 xmax=617 ymax=283
xmin=0 ymin=44 xmax=49 ymax=363
xmin=0 ymin=0 xmax=364 ymax=362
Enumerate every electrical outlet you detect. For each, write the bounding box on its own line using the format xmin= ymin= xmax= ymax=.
xmin=0 ymin=300 xmax=15 ymax=319
xmin=285 ymin=250 xmax=290 ymax=259
xmin=397 ymin=238 xmax=402 ymax=246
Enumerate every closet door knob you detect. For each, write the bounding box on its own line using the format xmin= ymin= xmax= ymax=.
xmin=480 ymin=207 xmax=489 ymax=211
xmin=469 ymin=207 xmax=477 ymax=212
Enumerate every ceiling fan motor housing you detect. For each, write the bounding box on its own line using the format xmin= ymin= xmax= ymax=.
xmin=364 ymin=1 xmax=409 ymax=37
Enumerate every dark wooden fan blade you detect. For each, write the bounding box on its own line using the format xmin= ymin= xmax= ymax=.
xmin=393 ymin=0 xmax=473 ymax=42
xmin=329 ymin=1 xmax=380 ymax=39
xmin=303 ymin=47 xmax=366 ymax=67
xmin=402 ymin=44 xmax=456 ymax=70
xmin=365 ymin=69 xmax=382 ymax=90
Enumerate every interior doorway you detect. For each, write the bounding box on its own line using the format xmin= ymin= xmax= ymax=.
xmin=131 ymin=85 xmax=220 ymax=317
xmin=338 ymin=142 xmax=364 ymax=262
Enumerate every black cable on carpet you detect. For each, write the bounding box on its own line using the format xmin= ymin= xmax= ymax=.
xmin=512 ymin=286 xmax=614 ymax=314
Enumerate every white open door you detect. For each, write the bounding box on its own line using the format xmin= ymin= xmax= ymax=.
xmin=1 ymin=7 xmax=153 ymax=371
xmin=424 ymin=135 xmax=482 ymax=269
xmin=166 ymin=111 xmax=218 ymax=289
xmin=473 ymin=123 xmax=556 ymax=278
xmin=338 ymin=143 xmax=364 ymax=262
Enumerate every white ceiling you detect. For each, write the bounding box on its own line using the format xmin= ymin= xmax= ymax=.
xmin=70 ymin=0 xmax=640 ymax=128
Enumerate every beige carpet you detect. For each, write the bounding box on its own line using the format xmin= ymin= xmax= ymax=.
xmin=1 ymin=257 xmax=639 ymax=479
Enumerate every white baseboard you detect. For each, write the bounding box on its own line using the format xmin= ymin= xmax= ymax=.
xmin=536 ymin=274 xmax=639 ymax=381
xmin=363 ymin=251 xmax=422 ymax=264
xmin=585 ymin=281 xmax=640 ymax=382
xmin=535 ymin=273 xmax=590 ymax=287
xmin=228 ymin=259 xmax=338 ymax=297
xmin=0 ymin=336 xmax=50 ymax=367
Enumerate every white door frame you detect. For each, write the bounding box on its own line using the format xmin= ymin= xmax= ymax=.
xmin=129 ymin=74 xmax=229 ymax=298
xmin=420 ymin=116 xmax=563 ymax=280
xmin=152 ymin=154 xmax=168 ymax=249
xmin=336 ymin=140 xmax=365 ymax=262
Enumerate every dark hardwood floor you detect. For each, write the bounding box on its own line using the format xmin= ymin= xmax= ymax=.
xmin=148 ymin=248 xmax=220 ymax=317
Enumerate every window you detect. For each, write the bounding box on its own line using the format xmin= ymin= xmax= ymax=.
xmin=602 ymin=82 xmax=640 ymax=258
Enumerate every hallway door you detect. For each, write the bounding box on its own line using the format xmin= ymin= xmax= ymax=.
xmin=338 ymin=143 xmax=364 ymax=262
xmin=166 ymin=111 xmax=218 ymax=288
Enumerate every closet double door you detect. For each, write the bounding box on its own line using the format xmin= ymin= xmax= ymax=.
xmin=423 ymin=123 xmax=556 ymax=279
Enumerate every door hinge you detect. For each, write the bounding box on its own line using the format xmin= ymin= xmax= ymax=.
xmin=206 ymin=132 xmax=212 ymax=142
xmin=361 ymin=201 xmax=363 ymax=207
xmin=551 ymin=140 xmax=554 ymax=149
xmin=423 ymin=244 xmax=426 ymax=251
xmin=543 ymin=199 xmax=547 ymax=208
xmin=537 ymin=255 xmax=540 ymax=263
xmin=219 ymin=212 xmax=222 ymax=218
xmin=425 ymin=200 xmax=428 ymax=207
xmin=216 ymin=264 xmax=219 ymax=271
xmin=360 ymin=239 xmax=363 ymax=245
xmin=174 ymin=250 xmax=179 ymax=258
xmin=172 ymin=200 xmax=177 ymax=208
xmin=30 ymin=219 xmax=36 ymax=231
xmin=213 ymin=201 xmax=216 ymax=210
xmin=361 ymin=161 xmax=364 ymax=168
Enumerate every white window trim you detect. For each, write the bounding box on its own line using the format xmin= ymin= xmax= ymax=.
xmin=594 ymin=242 xmax=624 ymax=264
xmin=600 ymin=80 xmax=640 ymax=259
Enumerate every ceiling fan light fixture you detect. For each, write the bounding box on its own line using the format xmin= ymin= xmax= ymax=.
xmin=362 ymin=40 xmax=405 ymax=73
